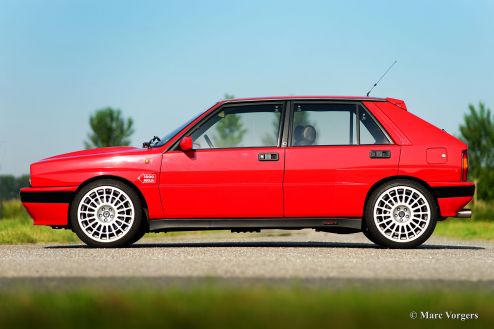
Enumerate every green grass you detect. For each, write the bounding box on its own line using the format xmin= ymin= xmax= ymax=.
xmin=0 ymin=285 xmax=492 ymax=329
xmin=472 ymin=200 xmax=494 ymax=220
xmin=0 ymin=217 xmax=79 ymax=244
xmin=0 ymin=199 xmax=30 ymax=219
xmin=435 ymin=220 xmax=494 ymax=241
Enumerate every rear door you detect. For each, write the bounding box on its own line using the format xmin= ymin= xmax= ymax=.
xmin=283 ymin=101 xmax=400 ymax=218
xmin=160 ymin=102 xmax=285 ymax=218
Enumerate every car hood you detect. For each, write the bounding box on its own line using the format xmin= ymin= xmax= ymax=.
xmin=43 ymin=146 xmax=141 ymax=161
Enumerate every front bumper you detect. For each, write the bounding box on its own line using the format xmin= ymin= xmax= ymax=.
xmin=20 ymin=186 xmax=77 ymax=226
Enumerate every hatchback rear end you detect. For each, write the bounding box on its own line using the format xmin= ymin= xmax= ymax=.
xmin=361 ymin=98 xmax=474 ymax=247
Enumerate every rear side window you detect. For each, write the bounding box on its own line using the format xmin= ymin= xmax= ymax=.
xmin=291 ymin=102 xmax=390 ymax=146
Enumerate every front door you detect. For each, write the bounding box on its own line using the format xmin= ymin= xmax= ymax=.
xmin=160 ymin=102 xmax=285 ymax=218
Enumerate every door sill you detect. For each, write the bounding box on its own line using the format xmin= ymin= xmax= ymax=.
xmin=148 ymin=218 xmax=362 ymax=233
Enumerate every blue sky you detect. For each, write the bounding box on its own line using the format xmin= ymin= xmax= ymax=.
xmin=0 ymin=0 xmax=493 ymax=175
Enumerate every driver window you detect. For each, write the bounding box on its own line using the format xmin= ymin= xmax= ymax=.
xmin=191 ymin=104 xmax=282 ymax=149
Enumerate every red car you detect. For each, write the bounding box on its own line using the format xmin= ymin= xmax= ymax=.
xmin=21 ymin=96 xmax=474 ymax=248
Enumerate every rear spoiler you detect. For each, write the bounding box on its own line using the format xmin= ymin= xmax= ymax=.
xmin=386 ymin=97 xmax=407 ymax=111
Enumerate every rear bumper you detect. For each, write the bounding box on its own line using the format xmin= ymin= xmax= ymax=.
xmin=430 ymin=182 xmax=475 ymax=218
xmin=431 ymin=185 xmax=475 ymax=198
xmin=20 ymin=186 xmax=77 ymax=226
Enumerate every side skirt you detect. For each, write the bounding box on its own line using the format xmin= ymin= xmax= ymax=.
xmin=148 ymin=218 xmax=362 ymax=234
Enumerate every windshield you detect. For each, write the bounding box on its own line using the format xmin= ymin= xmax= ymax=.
xmin=151 ymin=113 xmax=201 ymax=148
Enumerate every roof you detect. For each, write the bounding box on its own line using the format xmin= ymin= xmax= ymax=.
xmin=222 ymin=95 xmax=388 ymax=103
xmin=221 ymin=96 xmax=408 ymax=110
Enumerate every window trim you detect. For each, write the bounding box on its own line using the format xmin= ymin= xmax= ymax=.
xmin=169 ymin=101 xmax=287 ymax=151
xmin=286 ymin=100 xmax=393 ymax=147
xmin=359 ymin=103 xmax=394 ymax=145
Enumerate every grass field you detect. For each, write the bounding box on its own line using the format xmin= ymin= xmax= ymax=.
xmin=435 ymin=220 xmax=494 ymax=241
xmin=0 ymin=216 xmax=79 ymax=244
xmin=0 ymin=284 xmax=492 ymax=329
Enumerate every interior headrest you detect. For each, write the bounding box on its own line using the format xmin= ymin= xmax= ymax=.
xmin=302 ymin=125 xmax=316 ymax=144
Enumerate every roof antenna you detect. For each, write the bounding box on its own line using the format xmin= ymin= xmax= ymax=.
xmin=366 ymin=60 xmax=397 ymax=97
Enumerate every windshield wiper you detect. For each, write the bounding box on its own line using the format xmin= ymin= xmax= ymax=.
xmin=142 ymin=136 xmax=161 ymax=149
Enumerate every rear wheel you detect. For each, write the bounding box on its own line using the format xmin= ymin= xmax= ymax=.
xmin=70 ymin=179 xmax=144 ymax=248
xmin=364 ymin=180 xmax=437 ymax=248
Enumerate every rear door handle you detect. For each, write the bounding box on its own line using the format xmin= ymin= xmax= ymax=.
xmin=258 ymin=153 xmax=279 ymax=161
xmin=370 ymin=150 xmax=391 ymax=159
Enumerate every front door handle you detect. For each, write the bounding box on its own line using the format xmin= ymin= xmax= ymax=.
xmin=258 ymin=153 xmax=279 ymax=161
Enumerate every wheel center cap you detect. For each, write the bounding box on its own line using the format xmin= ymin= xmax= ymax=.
xmin=97 ymin=206 xmax=115 ymax=223
xmin=393 ymin=205 xmax=411 ymax=223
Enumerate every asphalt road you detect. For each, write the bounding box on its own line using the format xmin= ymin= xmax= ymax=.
xmin=0 ymin=230 xmax=493 ymax=286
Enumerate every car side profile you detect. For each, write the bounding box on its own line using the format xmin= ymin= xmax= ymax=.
xmin=20 ymin=96 xmax=475 ymax=248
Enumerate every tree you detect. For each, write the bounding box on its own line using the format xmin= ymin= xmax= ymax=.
xmin=0 ymin=175 xmax=30 ymax=201
xmin=0 ymin=175 xmax=16 ymax=201
xmin=213 ymin=94 xmax=247 ymax=147
xmin=459 ymin=102 xmax=494 ymax=200
xmin=84 ymin=108 xmax=134 ymax=149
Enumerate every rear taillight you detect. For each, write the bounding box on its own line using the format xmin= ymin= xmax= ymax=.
xmin=461 ymin=150 xmax=469 ymax=181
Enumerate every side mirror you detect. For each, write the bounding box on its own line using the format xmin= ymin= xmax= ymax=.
xmin=179 ymin=136 xmax=193 ymax=151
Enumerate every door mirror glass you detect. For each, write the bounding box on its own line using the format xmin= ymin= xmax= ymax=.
xmin=179 ymin=136 xmax=193 ymax=151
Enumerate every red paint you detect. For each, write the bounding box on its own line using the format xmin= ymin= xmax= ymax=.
xmin=23 ymin=203 xmax=69 ymax=226
xmin=437 ymin=197 xmax=472 ymax=217
xmin=160 ymin=148 xmax=284 ymax=218
xmin=426 ymin=148 xmax=448 ymax=164
xmin=178 ymin=136 xmax=193 ymax=151
xmin=284 ymin=145 xmax=401 ymax=217
xmin=21 ymin=96 xmax=474 ymax=228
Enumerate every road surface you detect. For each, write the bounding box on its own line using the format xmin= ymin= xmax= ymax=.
xmin=0 ymin=230 xmax=492 ymax=287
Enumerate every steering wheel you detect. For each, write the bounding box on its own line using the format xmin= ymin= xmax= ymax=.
xmin=204 ymin=134 xmax=214 ymax=148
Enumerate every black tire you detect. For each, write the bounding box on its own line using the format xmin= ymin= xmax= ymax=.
xmin=361 ymin=226 xmax=380 ymax=245
xmin=129 ymin=222 xmax=147 ymax=245
xmin=70 ymin=179 xmax=145 ymax=248
xmin=364 ymin=179 xmax=437 ymax=249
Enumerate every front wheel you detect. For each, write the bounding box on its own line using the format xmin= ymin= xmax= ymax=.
xmin=70 ymin=179 xmax=145 ymax=248
xmin=364 ymin=180 xmax=437 ymax=248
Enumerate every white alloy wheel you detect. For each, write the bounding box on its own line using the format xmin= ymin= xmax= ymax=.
xmin=77 ymin=186 xmax=135 ymax=243
xmin=373 ymin=186 xmax=431 ymax=243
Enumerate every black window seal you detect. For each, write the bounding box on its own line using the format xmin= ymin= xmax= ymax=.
xmin=356 ymin=103 xmax=361 ymax=144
